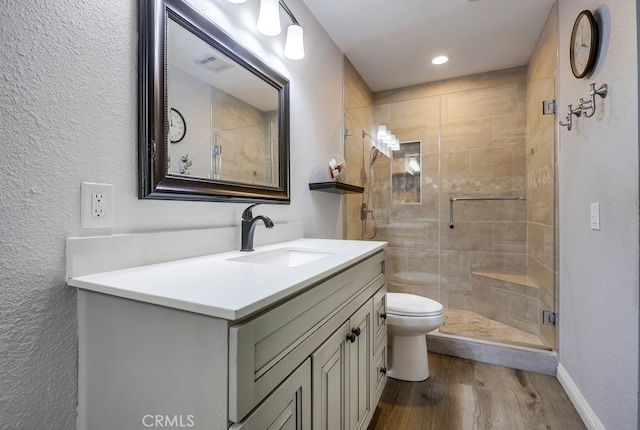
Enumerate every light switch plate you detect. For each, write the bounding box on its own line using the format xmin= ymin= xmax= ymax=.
xmin=590 ymin=203 xmax=600 ymax=230
xmin=81 ymin=182 xmax=114 ymax=228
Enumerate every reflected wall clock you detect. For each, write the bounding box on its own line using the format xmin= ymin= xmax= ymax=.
xmin=169 ymin=108 xmax=186 ymax=143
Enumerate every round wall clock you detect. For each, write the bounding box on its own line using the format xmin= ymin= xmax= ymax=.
xmin=570 ymin=10 xmax=599 ymax=79
xmin=169 ymin=108 xmax=186 ymax=143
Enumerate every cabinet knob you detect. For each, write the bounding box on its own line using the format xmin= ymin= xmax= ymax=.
xmin=380 ymin=367 xmax=387 ymax=375
xmin=352 ymin=327 xmax=361 ymax=337
xmin=380 ymin=312 xmax=387 ymax=321
xmin=346 ymin=333 xmax=357 ymax=343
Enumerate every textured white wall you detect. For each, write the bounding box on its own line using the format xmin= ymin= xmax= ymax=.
xmin=0 ymin=0 xmax=344 ymax=427
xmin=557 ymin=1 xmax=639 ymax=428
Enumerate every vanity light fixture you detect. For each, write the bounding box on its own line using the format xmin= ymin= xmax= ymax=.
xmin=376 ymin=125 xmax=400 ymax=151
xmin=283 ymin=24 xmax=304 ymax=60
xmin=431 ymin=55 xmax=449 ymax=65
xmin=257 ymin=0 xmax=281 ymax=36
xmin=376 ymin=125 xmax=387 ymax=140
xmin=227 ymin=0 xmax=305 ymax=60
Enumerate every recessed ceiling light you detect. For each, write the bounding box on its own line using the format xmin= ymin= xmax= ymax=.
xmin=431 ymin=55 xmax=449 ymax=65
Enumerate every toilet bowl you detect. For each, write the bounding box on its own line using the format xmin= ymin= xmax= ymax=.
xmin=386 ymin=292 xmax=444 ymax=381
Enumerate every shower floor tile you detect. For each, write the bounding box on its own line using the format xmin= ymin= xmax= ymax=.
xmin=440 ymin=308 xmax=548 ymax=349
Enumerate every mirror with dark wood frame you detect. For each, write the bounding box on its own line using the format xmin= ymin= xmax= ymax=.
xmin=138 ymin=0 xmax=290 ymax=203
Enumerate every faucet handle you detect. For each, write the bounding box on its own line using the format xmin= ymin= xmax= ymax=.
xmin=242 ymin=203 xmax=262 ymax=220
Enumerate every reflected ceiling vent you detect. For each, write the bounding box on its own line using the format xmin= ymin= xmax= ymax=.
xmin=194 ymin=54 xmax=234 ymax=73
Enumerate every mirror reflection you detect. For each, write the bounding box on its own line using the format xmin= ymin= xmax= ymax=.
xmin=391 ymin=141 xmax=421 ymax=205
xmin=167 ymin=19 xmax=280 ymax=187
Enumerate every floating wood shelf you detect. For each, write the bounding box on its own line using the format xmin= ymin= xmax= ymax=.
xmin=309 ymin=182 xmax=364 ymax=194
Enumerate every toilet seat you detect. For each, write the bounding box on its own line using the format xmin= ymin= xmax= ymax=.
xmin=387 ymin=292 xmax=443 ymax=317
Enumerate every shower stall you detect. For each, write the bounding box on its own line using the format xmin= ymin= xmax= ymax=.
xmin=345 ymin=66 xmax=557 ymax=352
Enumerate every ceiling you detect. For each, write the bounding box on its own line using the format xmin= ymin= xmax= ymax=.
xmin=301 ymin=0 xmax=557 ymax=92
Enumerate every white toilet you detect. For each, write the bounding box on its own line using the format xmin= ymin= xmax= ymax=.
xmin=386 ymin=292 xmax=444 ymax=381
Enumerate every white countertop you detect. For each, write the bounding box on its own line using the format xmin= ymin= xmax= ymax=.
xmin=68 ymin=238 xmax=386 ymax=321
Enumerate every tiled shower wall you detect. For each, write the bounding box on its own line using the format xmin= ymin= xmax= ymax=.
xmin=343 ymin=3 xmax=556 ymax=350
xmin=373 ymin=67 xmax=529 ymax=312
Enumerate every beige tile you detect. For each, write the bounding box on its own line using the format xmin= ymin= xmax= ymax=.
xmin=494 ymin=222 xmax=527 ymax=253
xmin=528 ymin=257 xmax=555 ymax=310
xmin=426 ymin=127 xmax=441 ymax=154
xmin=384 ymin=246 xmax=408 ymax=275
xmin=528 ymin=182 xmax=554 ymax=224
xmin=389 ymin=97 xmax=440 ymax=129
xmin=472 ymin=284 xmax=511 ymax=324
xmin=443 ymin=84 xmax=522 ymax=122
xmin=443 ymin=279 xmax=473 ymax=310
xmin=440 ymin=251 xmax=471 ymax=282
xmin=382 ymin=223 xmax=431 ymax=248
xmin=374 ymin=67 xmax=526 ymax=105
xmin=394 ymin=125 xmax=429 ymax=147
xmin=407 ymin=248 xmax=440 ymax=277
xmin=422 ymin=154 xmax=440 ymax=192
xmin=470 ymin=252 xmax=527 ymax=275
xmin=494 ymin=112 xmax=526 ymax=147
xmin=441 ymin=222 xmax=493 ymax=251
xmin=441 ymin=308 xmax=545 ymax=348
xmin=443 ymin=176 xmax=525 ymax=193
xmin=441 ymin=150 xmax=470 ymax=180
xmin=509 ymin=293 xmax=539 ymax=335
xmin=441 ymin=118 xmax=493 ymax=151
xmin=469 ymin=146 xmax=526 ymax=179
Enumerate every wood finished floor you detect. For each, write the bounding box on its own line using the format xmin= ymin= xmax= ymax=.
xmin=368 ymin=353 xmax=586 ymax=430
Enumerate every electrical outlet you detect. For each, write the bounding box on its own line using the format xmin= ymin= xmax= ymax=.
xmin=92 ymin=193 xmax=105 ymax=218
xmin=81 ymin=182 xmax=114 ymax=228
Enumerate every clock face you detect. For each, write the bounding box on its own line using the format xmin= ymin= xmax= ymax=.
xmin=570 ymin=10 xmax=599 ymax=78
xmin=169 ymin=108 xmax=186 ymax=143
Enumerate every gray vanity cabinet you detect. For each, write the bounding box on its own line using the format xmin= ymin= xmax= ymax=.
xmin=76 ymin=250 xmax=386 ymax=430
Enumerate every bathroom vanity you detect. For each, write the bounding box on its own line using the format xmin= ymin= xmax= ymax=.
xmin=68 ymin=235 xmax=387 ymax=430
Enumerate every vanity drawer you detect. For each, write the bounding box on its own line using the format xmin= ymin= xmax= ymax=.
xmin=229 ymin=251 xmax=385 ymax=423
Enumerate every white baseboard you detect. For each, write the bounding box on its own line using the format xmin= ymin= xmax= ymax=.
xmin=556 ymin=364 xmax=605 ymax=430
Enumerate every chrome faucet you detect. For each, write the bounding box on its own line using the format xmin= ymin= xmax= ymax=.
xmin=240 ymin=204 xmax=274 ymax=252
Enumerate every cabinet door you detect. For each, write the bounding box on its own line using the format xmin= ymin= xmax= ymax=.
xmin=348 ymin=301 xmax=372 ymax=430
xmin=372 ymin=286 xmax=387 ymax=353
xmin=312 ymin=321 xmax=350 ymax=430
xmin=230 ymin=359 xmax=311 ymax=430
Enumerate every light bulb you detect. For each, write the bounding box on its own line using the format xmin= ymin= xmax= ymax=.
xmin=432 ymin=55 xmax=449 ymax=65
xmin=257 ymin=0 xmax=281 ymax=36
xmin=284 ymin=24 xmax=304 ymax=60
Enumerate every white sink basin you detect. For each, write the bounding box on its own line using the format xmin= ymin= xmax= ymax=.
xmin=229 ymin=248 xmax=334 ymax=267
